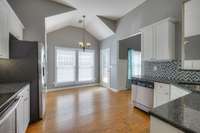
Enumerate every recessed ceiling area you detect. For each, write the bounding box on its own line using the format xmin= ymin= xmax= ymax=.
xmin=45 ymin=11 xmax=114 ymax=40
xmin=46 ymin=0 xmax=147 ymax=40
xmin=54 ymin=0 xmax=147 ymax=20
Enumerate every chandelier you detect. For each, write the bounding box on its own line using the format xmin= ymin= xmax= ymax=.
xmin=79 ymin=15 xmax=91 ymax=51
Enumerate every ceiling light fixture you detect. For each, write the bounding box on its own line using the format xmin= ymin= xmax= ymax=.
xmin=79 ymin=15 xmax=91 ymax=51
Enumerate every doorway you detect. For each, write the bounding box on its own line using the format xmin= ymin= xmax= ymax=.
xmin=100 ymin=48 xmax=111 ymax=88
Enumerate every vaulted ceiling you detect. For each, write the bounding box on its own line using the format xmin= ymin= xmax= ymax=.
xmin=46 ymin=0 xmax=146 ymax=40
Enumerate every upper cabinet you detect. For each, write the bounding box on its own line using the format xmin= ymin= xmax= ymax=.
xmin=182 ymin=0 xmax=200 ymax=70
xmin=184 ymin=0 xmax=200 ymax=38
xmin=141 ymin=18 xmax=176 ymax=61
xmin=8 ymin=4 xmax=24 ymax=40
xmin=0 ymin=0 xmax=9 ymax=59
xmin=0 ymin=0 xmax=24 ymax=59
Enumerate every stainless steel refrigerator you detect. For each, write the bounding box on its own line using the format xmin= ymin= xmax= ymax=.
xmin=0 ymin=34 xmax=47 ymax=122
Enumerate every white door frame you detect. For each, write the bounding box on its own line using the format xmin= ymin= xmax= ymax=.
xmin=100 ymin=48 xmax=111 ymax=88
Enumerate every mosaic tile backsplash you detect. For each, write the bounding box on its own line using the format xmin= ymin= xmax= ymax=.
xmin=144 ymin=61 xmax=200 ymax=82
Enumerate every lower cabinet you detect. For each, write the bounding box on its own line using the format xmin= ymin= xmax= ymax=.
xmin=150 ymin=116 xmax=184 ymax=133
xmin=154 ymin=83 xmax=192 ymax=108
xmin=154 ymin=83 xmax=170 ymax=108
xmin=16 ymin=85 xmax=30 ymax=133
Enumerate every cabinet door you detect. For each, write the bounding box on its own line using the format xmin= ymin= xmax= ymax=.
xmin=0 ymin=110 xmax=16 ymax=133
xmin=131 ymin=85 xmax=137 ymax=103
xmin=184 ymin=0 xmax=200 ymax=37
xmin=8 ymin=4 xmax=23 ymax=40
xmin=154 ymin=83 xmax=170 ymax=107
xmin=0 ymin=0 xmax=9 ymax=59
xmin=156 ymin=20 xmax=175 ymax=60
xmin=141 ymin=26 xmax=155 ymax=61
xmin=16 ymin=98 xmax=24 ymax=133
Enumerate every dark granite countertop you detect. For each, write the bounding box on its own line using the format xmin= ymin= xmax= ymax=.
xmin=132 ymin=75 xmax=200 ymax=92
xmin=0 ymin=82 xmax=29 ymax=115
xmin=150 ymin=93 xmax=200 ymax=133
xmin=132 ymin=75 xmax=200 ymax=132
xmin=132 ymin=75 xmax=200 ymax=85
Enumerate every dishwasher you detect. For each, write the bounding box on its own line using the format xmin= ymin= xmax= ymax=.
xmin=132 ymin=80 xmax=154 ymax=112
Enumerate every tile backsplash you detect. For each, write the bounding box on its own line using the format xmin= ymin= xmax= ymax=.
xmin=144 ymin=61 xmax=200 ymax=82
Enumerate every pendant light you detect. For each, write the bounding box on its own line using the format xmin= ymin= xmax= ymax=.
xmin=79 ymin=15 xmax=91 ymax=51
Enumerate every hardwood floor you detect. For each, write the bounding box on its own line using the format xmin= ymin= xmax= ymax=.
xmin=26 ymin=86 xmax=150 ymax=133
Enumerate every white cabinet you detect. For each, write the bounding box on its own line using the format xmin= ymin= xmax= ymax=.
xmin=170 ymin=85 xmax=191 ymax=101
xmin=156 ymin=20 xmax=175 ymax=60
xmin=0 ymin=0 xmax=24 ymax=59
xmin=0 ymin=0 xmax=9 ymax=59
xmin=141 ymin=26 xmax=155 ymax=61
xmin=141 ymin=18 xmax=175 ymax=61
xmin=184 ymin=0 xmax=200 ymax=37
xmin=8 ymin=3 xmax=24 ymax=40
xmin=16 ymin=85 xmax=30 ymax=133
xmin=0 ymin=109 xmax=16 ymax=133
xmin=154 ymin=82 xmax=170 ymax=108
xmin=183 ymin=60 xmax=200 ymax=70
xmin=154 ymin=83 xmax=192 ymax=108
xmin=150 ymin=116 xmax=184 ymax=133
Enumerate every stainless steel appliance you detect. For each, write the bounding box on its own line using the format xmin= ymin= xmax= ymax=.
xmin=132 ymin=80 xmax=154 ymax=112
xmin=0 ymin=34 xmax=47 ymax=122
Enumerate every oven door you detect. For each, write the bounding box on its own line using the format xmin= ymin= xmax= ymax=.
xmin=0 ymin=98 xmax=20 ymax=133
xmin=136 ymin=86 xmax=154 ymax=109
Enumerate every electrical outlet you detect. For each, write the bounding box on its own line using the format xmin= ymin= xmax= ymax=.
xmin=153 ymin=66 xmax=158 ymax=71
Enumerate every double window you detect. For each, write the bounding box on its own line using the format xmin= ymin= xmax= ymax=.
xmin=55 ymin=47 xmax=95 ymax=85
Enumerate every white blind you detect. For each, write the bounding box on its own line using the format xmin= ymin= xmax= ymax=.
xmin=132 ymin=51 xmax=141 ymax=76
xmin=56 ymin=48 xmax=76 ymax=83
xmin=78 ymin=51 xmax=95 ymax=82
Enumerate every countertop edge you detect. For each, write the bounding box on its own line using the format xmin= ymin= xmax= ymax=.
xmin=149 ymin=111 xmax=195 ymax=133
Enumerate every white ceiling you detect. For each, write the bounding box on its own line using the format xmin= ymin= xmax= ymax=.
xmin=46 ymin=0 xmax=147 ymax=40
xmin=54 ymin=0 xmax=147 ymax=20
xmin=45 ymin=11 xmax=114 ymax=40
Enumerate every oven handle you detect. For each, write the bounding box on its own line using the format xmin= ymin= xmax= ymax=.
xmin=0 ymin=98 xmax=20 ymax=125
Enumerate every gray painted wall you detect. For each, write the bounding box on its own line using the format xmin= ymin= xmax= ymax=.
xmin=119 ymin=34 xmax=141 ymax=60
xmin=8 ymin=0 xmax=74 ymax=43
xmin=100 ymin=35 xmax=118 ymax=89
xmin=100 ymin=0 xmax=183 ymax=90
xmin=47 ymin=26 xmax=100 ymax=89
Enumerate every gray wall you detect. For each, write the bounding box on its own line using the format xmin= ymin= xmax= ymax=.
xmin=100 ymin=35 xmax=118 ymax=89
xmin=8 ymin=0 xmax=74 ymax=43
xmin=100 ymin=0 xmax=183 ymax=90
xmin=119 ymin=34 xmax=141 ymax=60
xmin=47 ymin=26 xmax=100 ymax=89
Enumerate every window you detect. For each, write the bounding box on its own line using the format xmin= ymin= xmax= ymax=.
xmin=55 ymin=47 xmax=95 ymax=85
xmin=55 ymin=48 xmax=76 ymax=84
xmin=132 ymin=51 xmax=141 ymax=76
xmin=128 ymin=49 xmax=141 ymax=79
xmin=78 ymin=51 xmax=95 ymax=82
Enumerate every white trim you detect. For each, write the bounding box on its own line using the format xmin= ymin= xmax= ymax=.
xmin=109 ymin=88 xmax=119 ymax=92
xmin=118 ymin=32 xmax=141 ymax=41
xmin=47 ymin=83 xmax=100 ymax=92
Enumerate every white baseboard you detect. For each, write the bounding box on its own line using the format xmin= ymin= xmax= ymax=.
xmin=47 ymin=83 xmax=100 ymax=92
xmin=109 ymin=88 xmax=120 ymax=92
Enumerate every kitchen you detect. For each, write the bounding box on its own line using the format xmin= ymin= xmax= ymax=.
xmin=0 ymin=0 xmax=200 ymax=133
